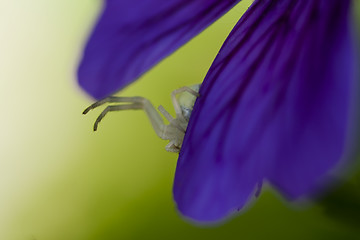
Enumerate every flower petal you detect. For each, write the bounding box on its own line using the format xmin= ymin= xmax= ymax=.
xmin=174 ymin=0 xmax=356 ymax=222
xmin=78 ymin=0 xmax=242 ymax=99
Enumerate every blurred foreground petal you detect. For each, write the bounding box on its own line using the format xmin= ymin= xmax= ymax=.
xmin=78 ymin=0 xmax=241 ymax=99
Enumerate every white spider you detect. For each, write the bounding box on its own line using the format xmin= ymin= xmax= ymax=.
xmin=83 ymin=84 xmax=200 ymax=153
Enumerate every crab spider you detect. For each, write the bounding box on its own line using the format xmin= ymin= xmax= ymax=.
xmin=83 ymin=85 xmax=200 ymax=153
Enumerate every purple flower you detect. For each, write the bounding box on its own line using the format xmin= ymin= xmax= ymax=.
xmin=78 ymin=0 xmax=358 ymax=222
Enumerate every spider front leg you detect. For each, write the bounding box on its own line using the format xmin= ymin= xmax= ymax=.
xmin=83 ymin=96 xmax=144 ymax=114
xmin=92 ymin=103 xmax=143 ymax=131
xmin=83 ymin=96 xmax=167 ymax=137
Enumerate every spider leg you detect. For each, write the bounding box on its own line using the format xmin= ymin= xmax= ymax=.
xmin=165 ymin=141 xmax=181 ymax=153
xmin=139 ymin=100 xmax=186 ymax=142
xmin=84 ymin=96 xmax=169 ymax=138
xmin=83 ymin=96 xmax=145 ymax=114
xmin=141 ymin=99 xmax=168 ymax=138
xmin=158 ymin=105 xmax=186 ymax=132
xmin=93 ymin=103 xmax=143 ymax=131
xmin=158 ymin=105 xmax=174 ymax=122
xmin=170 ymin=87 xmax=200 ymax=117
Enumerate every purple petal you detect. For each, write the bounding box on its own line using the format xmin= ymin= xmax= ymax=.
xmin=78 ymin=0 xmax=241 ymax=99
xmin=174 ymin=0 xmax=356 ymax=222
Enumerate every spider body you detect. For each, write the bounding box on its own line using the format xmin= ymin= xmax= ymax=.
xmin=83 ymin=84 xmax=200 ymax=153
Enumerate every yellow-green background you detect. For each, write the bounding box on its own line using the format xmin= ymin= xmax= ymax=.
xmin=1 ymin=1 xmax=359 ymax=239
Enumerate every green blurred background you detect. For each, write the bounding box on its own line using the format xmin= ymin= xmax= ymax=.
xmin=1 ymin=0 xmax=359 ymax=239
